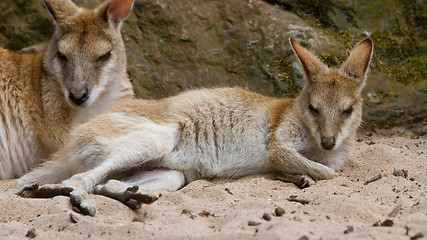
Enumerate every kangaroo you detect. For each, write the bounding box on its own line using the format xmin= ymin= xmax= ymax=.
xmin=0 ymin=0 xmax=135 ymax=179
xmin=18 ymin=38 xmax=373 ymax=216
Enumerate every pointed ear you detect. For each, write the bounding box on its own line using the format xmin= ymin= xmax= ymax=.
xmin=289 ymin=38 xmax=328 ymax=81
xmin=43 ymin=0 xmax=79 ymax=23
xmin=97 ymin=0 xmax=134 ymax=30
xmin=340 ymin=38 xmax=373 ymax=79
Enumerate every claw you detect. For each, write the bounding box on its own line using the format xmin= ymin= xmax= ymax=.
xmin=277 ymin=173 xmax=315 ymax=189
xmin=24 ymin=183 xmax=39 ymax=191
xmin=125 ymin=199 xmax=141 ymax=210
xmin=17 ymin=183 xmax=39 ymax=197
xmin=69 ymin=190 xmax=96 ymax=216
xmin=70 ymin=193 xmax=82 ymax=205
xmin=130 ymin=192 xmax=158 ymax=204
xmin=296 ymin=176 xmax=312 ymax=189
xmin=80 ymin=204 xmax=96 ymax=216
xmin=126 ymin=185 xmax=139 ymax=192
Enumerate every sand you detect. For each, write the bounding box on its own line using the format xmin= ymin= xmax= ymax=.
xmin=0 ymin=128 xmax=425 ymax=240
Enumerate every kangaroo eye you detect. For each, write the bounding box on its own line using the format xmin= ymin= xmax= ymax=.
xmin=343 ymin=106 xmax=354 ymax=115
xmin=97 ymin=51 xmax=111 ymax=62
xmin=56 ymin=51 xmax=68 ymax=62
xmin=308 ymin=104 xmax=319 ymax=114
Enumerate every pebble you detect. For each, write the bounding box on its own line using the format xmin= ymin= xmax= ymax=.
xmin=344 ymin=225 xmax=354 ymax=234
xmin=248 ymin=221 xmax=261 ymax=226
xmin=263 ymin=213 xmax=271 ymax=221
xmin=26 ymin=228 xmax=36 ymax=238
xmin=275 ymin=207 xmax=285 ymax=216
xmin=70 ymin=213 xmax=79 ymax=223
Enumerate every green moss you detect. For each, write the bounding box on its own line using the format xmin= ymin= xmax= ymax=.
xmin=318 ymin=53 xmax=345 ymax=67
xmin=269 ymin=57 xmax=301 ymax=97
xmin=371 ymin=25 xmax=426 ymax=85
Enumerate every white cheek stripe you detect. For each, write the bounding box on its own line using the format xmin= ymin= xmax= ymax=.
xmin=72 ymin=59 xmax=128 ymax=125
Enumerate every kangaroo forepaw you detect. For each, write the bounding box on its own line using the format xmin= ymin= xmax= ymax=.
xmin=296 ymin=175 xmax=315 ymax=189
xmin=277 ymin=173 xmax=316 ymax=189
xmin=17 ymin=183 xmax=73 ymax=198
xmin=93 ymin=185 xmax=158 ymax=210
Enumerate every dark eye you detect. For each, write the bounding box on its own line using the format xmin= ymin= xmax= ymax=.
xmin=343 ymin=106 xmax=353 ymax=115
xmin=308 ymin=104 xmax=319 ymax=114
xmin=56 ymin=51 xmax=67 ymax=62
xmin=97 ymin=51 xmax=111 ymax=62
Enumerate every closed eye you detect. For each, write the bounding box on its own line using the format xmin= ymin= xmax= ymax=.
xmin=342 ymin=106 xmax=353 ymax=115
xmin=56 ymin=51 xmax=68 ymax=62
xmin=97 ymin=51 xmax=111 ymax=62
xmin=308 ymin=104 xmax=319 ymax=114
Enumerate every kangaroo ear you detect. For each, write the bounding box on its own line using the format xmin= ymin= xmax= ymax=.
xmin=289 ymin=38 xmax=328 ymax=82
xmin=340 ymin=38 xmax=373 ymax=80
xmin=43 ymin=0 xmax=79 ymax=23
xmin=97 ymin=0 xmax=134 ymax=30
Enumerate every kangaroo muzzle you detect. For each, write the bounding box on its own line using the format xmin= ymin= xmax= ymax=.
xmin=68 ymin=88 xmax=89 ymax=106
xmin=321 ymin=136 xmax=336 ymax=150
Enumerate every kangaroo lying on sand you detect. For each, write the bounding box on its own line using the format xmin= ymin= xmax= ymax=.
xmin=0 ymin=0 xmax=135 ymax=179
xmin=18 ymin=38 xmax=373 ymax=216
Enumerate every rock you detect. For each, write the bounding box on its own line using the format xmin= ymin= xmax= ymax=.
xmin=0 ymin=0 xmax=424 ymax=127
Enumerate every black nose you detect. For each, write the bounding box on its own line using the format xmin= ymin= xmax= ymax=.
xmin=321 ymin=137 xmax=336 ymax=150
xmin=69 ymin=89 xmax=89 ymax=106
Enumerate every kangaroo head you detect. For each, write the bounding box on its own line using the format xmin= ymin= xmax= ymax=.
xmin=42 ymin=0 xmax=134 ymax=107
xmin=290 ymin=38 xmax=373 ymax=151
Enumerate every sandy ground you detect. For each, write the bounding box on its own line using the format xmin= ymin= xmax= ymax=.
xmin=0 ymin=129 xmax=425 ymax=240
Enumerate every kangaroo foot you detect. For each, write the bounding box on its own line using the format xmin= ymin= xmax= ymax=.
xmin=17 ymin=183 xmax=73 ymax=198
xmin=93 ymin=185 xmax=158 ymax=210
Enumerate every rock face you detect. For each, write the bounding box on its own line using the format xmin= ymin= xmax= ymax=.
xmin=0 ymin=0 xmax=425 ymax=129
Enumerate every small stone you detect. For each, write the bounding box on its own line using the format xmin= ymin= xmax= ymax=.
xmin=410 ymin=233 xmax=424 ymax=240
xmin=26 ymin=228 xmax=36 ymax=238
xmin=225 ymin=188 xmax=233 ymax=195
xmin=70 ymin=213 xmax=79 ymax=223
xmin=392 ymin=169 xmax=408 ymax=178
xmin=248 ymin=221 xmax=261 ymax=226
xmin=373 ymin=219 xmax=394 ymax=227
xmin=381 ymin=219 xmax=394 ymax=226
xmin=181 ymin=209 xmax=195 ymax=219
xmin=275 ymin=207 xmax=285 ymax=216
xmin=344 ymin=225 xmax=354 ymax=234
xmin=298 ymin=236 xmax=309 ymax=240
xmin=263 ymin=213 xmax=271 ymax=221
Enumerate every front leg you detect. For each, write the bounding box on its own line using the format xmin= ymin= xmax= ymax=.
xmin=268 ymin=141 xmax=338 ymax=182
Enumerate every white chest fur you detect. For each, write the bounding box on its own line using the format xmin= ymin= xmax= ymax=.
xmin=72 ymin=76 xmax=131 ymax=126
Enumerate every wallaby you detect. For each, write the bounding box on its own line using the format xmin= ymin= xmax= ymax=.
xmin=0 ymin=0 xmax=135 ymax=179
xmin=18 ymin=38 xmax=373 ymax=216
